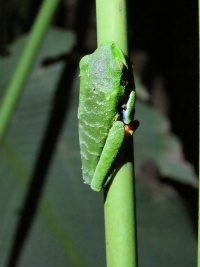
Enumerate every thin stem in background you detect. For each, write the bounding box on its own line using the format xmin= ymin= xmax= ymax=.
xmin=198 ymin=1 xmax=200 ymax=266
xmin=96 ymin=0 xmax=138 ymax=266
xmin=0 ymin=0 xmax=61 ymax=140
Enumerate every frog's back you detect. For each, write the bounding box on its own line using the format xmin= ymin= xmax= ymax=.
xmin=78 ymin=42 xmax=126 ymax=184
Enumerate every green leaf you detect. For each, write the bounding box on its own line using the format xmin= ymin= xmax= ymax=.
xmin=134 ymin=99 xmax=197 ymax=187
xmin=136 ymin=181 xmax=197 ymax=267
xmin=0 ymin=27 xmax=75 ymax=98
xmin=0 ymin=27 xmax=82 ymax=267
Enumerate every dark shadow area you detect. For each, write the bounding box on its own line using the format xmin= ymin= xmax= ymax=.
xmin=6 ymin=51 xmax=78 ymax=267
xmin=6 ymin=1 xmax=93 ymax=266
xmin=129 ymin=0 xmax=198 ymax=172
xmin=128 ymin=0 xmax=198 ymax=238
xmin=163 ymin=178 xmax=198 ymax=235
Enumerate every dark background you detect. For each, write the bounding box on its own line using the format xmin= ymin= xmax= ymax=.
xmin=130 ymin=0 xmax=198 ymax=172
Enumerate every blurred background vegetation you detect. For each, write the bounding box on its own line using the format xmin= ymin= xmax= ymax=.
xmin=0 ymin=0 xmax=198 ymax=266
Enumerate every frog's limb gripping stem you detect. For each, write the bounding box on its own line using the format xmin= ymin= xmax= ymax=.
xmin=91 ymin=121 xmax=125 ymax=191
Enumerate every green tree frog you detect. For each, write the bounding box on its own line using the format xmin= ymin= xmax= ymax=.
xmin=78 ymin=41 xmax=136 ymax=192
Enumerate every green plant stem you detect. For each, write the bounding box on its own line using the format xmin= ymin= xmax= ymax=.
xmin=198 ymin=1 xmax=200 ymax=265
xmin=96 ymin=1 xmax=138 ymax=267
xmin=96 ymin=0 xmax=128 ymax=54
xmin=0 ymin=0 xmax=60 ymax=140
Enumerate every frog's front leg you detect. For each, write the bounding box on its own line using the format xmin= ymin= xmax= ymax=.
xmin=122 ymin=90 xmax=135 ymax=125
xmin=91 ymin=121 xmax=125 ymax=192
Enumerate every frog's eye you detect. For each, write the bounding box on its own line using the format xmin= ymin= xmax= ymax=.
xmin=120 ymin=79 xmax=126 ymax=86
xmin=120 ymin=73 xmax=128 ymax=86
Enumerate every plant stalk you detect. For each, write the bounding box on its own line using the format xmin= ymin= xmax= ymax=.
xmin=0 ymin=0 xmax=60 ymax=140
xmin=198 ymin=1 xmax=200 ymax=265
xmin=96 ymin=1 xmax=138 ymax=266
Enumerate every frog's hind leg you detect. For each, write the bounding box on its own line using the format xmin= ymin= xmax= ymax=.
xmin=91 ymin=121 xmax=124 ymax=192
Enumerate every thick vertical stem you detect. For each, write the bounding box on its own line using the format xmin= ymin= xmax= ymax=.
xmin=96 ymin=1 xmax=138 ymax=267
xmin=198 ymin=1 xmax=200 ymax=266
xmin=0 ymin=0 xmax=60 ymax=140
xmin=96 ymin=0 xmax=128 ymax=53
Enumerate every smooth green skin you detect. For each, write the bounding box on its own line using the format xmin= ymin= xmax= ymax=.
xmin=78 ymin=41 xmax=135 ymax=192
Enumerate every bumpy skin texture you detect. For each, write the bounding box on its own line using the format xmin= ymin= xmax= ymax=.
xmin=78 ymin=41 xmax=135 ymax=191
